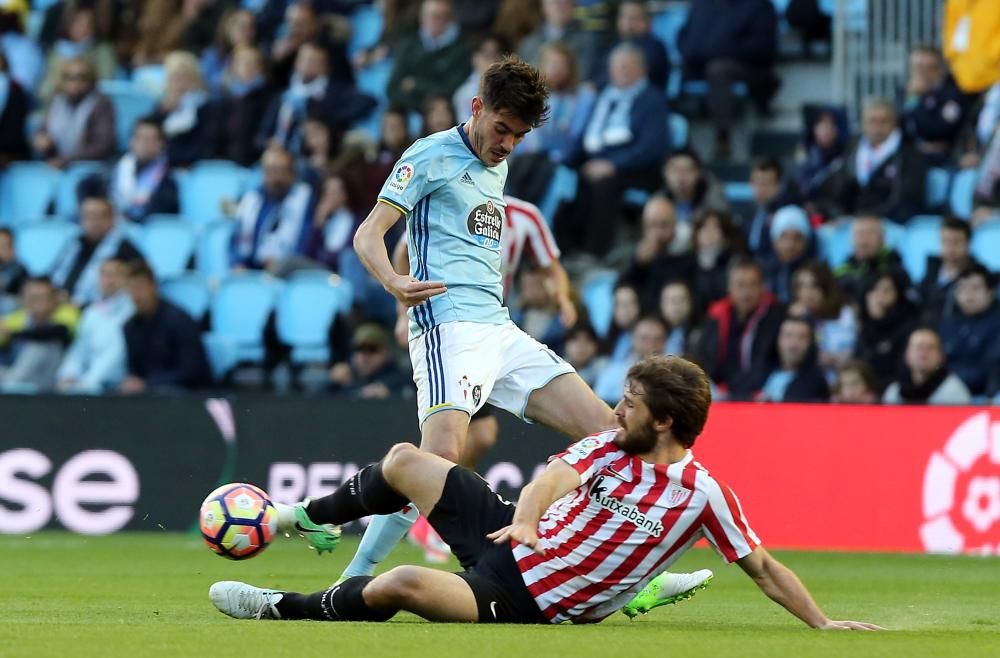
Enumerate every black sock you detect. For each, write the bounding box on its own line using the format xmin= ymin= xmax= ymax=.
xmin=305 ymin=461 xmax=409 ymax=525
xmin=274 ymin=577 xmax=396 ymax=622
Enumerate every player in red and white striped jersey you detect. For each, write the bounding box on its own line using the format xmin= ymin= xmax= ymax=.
xmin=212 ymin=356 xmax=882 ymax=630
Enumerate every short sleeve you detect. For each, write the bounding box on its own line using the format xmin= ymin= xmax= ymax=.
xmin=700 ymin=479 xmax=761 ymax=564
xmin=550 ymin=433 xmax=620 ymax=484
xmin=377 ymin=139 xmax=445 ymax=214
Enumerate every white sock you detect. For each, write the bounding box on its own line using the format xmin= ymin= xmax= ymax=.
xmin=340 ymin=506 xmax=420 ymax=579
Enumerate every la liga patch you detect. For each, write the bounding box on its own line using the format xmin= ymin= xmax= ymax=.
xmin=387 ymin=162 xmax=415 ymax=193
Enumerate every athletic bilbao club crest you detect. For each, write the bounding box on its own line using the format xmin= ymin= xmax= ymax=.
xmin=921 ymin=412 xmax=1000 ymax=555
xmin=664 ymin=483 xmax=691 ymax=509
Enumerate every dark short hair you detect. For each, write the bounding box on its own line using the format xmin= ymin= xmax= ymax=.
xmin=942 ymin=215 xmax=972 ymax=241
xmin=627 ymin=355 xmax=712 ymax=448
xmin=837 ymin=359 xmax=881 ymax=395
xmin=664 ymin=146 xmax=702 ymax=170
xmin=133 ymin=116 xmax=164 ymax=138
xmin=127 ymin=260 xmax=156 ymax=283
xmin=958 ymin=263 xmax=996 ymax=289
xmin=566 ymin=320 xmax=599 ymax=343
xmin=479 ymin=55 xmax=550 ymax=128
xmin=727 ymin=254 xmax=763 ymax=281
xmin=751 ymin=156 xmax=782 ymax=179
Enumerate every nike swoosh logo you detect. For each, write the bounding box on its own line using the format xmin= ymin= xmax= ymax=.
xmin=294 ymin=521 xmax=318 ymax=533
xmin=489 ymin=601 xmax=498 ymax=620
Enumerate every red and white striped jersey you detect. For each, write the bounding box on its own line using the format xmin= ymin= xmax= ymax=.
xmin=514 ymin=430 xmax=760 ymax=624
xmin=502 ymin=196 xmax=561 ymax=295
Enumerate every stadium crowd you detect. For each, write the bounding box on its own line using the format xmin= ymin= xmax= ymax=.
xmin=0 ymin=0 xmax=999 ymax=406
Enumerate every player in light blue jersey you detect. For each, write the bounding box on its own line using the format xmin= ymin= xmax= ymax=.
xmin=274 ymin=55 xmax=709 ymax=617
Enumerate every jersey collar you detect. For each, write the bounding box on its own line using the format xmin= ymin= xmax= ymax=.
xmin=456 ymin=123 xmax=479 ymax=159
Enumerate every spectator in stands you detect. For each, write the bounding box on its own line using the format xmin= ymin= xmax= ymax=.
xmin=301 ymin=173 xmax=358 ymax=273
xmin=328 ymin=323 xmax=410 ymax=399
xmin=517 ymin=0 xmax=599 ymax=81
xmin=32 ymin=58 xmax=116 ymax=168
xmin=51 ymin=196 xmax=143 ymax=306
xmin=900 ymin=45 xmax=973 ymax=166
xmin=258 ymin=42 xmax=375 ymax=157
xmin=595 ymin=0 xmax=669 ymax=90
xmin=153 ymin=51 xmax=220 ymax=167
xmin=854 ymin=270 xmax=917 ymax=382
xmin=200 ymin=8 xmax=257 ymax=94
xmin=796 ymin=105 xmax=849 ymax=219
xmin=660 ymin=148 xmax=728 ymax=224
xmin=106 ymin=118 xmax=180 ymax=223
xmin=562 ymin=43 xmax=668 ymax=256
xmin=421 ymin=95 xmax=457 ymax=136
xmin=943 ymin=0 xmax=1000 ymax=95
xmin=452 ymin=34 xmax=506 ymax=122
xmin=677 ymin=0 xmax=780 ymax=159
xmin=691 ymin=208 xmax=744 ymax=312
xmin=763 ymin=205 xmax=814 ymax=304
xmin=130 ymin=0 xmax=194 ymax=66
xmin=594 ymin=315 xmax=667 ymax=404
xmin=264 ymin=2 xmax=353 ymax=90
xmin=358 ymin=108 xmax=413 ymax=211
xmin=603 ymin=282 xmax=640 ymax=360
xmin=0 ymin=276 xmax=78 ymax=392
xmin=939 ymin=265 xmax=1000 ymax=397
xmin=835 ymin=214 xmax=909 ymax=303
xmin=38 ymin=4 xmax=116 ymax=104
xmin=298 ymin=117 xmax=335 ymax=182
xmin=883 ymin=327 xmax=971 ymax=405
xmin=387 ymin=0 xmax=470 ymax=114
xmin=618 ymin=195 xmax=694 ymax=313
xmin=0 ymin=228 xmax=26 ymax=314
xmin=744 ymin=157 xmax=790 ymax=260
xmin=973 ymin=112 xmax=1000 ymax=225
xmin=759 ymin=316 xmax=830 ymax=403
xmin=0 ymin=51 xmax=28 ymax=167
xmin=696 ymin=257 xmax=784 ymax=400
xmin=832 ymin=360 xmax=881 ymax=404
xmin=0 ymin=8 xmax=43 ymax=93
xmin=510 ymin=266 xmax=566 ymax=353
xmin=658 ymin=280 xmax=702 ymax=358
xmin=55 ymin=257 xmax=133 ymax=393
xmin=918 ymin=216 xmax=979 ymax=324
xmin=232 ymin=145 xmax=314 ymax=272
xmin=563 ymin=321 xmax=607 ymax=388
xmin=833 ymin=98 xmax=929 ymax=223
xmin=121 ymin=260 xmax=210 ymax=393
xmin=217 ymin=46 xmax=273 ymax=167
xmin=789 ymin=261 xmax=857 ymax=371
xmin=506 ymin=42 xmax=595 ymax=204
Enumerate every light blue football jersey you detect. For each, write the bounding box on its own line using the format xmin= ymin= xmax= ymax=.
xmin=378 ymin=125 xmax=510 ymax=338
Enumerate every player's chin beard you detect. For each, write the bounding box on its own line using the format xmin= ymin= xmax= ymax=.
xmin=615 ymin=423 xmax=658 ymax=455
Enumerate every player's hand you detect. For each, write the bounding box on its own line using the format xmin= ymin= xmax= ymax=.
xmin=487 ymin=523 xmax=545 ymax=556
xmin=818 ymin=619 xmax=885 ymax=631
xmin=387 ymin=275 xmax=447 ymax=307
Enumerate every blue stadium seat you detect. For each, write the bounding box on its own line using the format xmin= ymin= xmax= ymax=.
xmin=723 ymin=182 xmax=754 ymax=204
xmin=971 ymin=220 xmax=1000 ymax=272
xmin=15 ymin=219 xmax=79 ymax=275
xmin=357 ymin=58 xmax=393 ymax=104
xmin=178 ymin=161 xmax=252 ymax=226
xmin=538 ymin=165 xmax=578 ymax=226
xmin=196 ymin=220 xmax=237 ymax=282
xmin=882 ymin=220 xmax=906 ymax=252
xmin=902 ymin=215 xmax=942 ymax=282
xmin=276 ymin=272 xmax=354 ymax=364
xmin=669 ymin=112 xmax=688 ymax=148
xmin=207 ymin=273 xmax=283 ymax=363
xmin=98 ymin=81 xmax=157 ymax=151
xmin=925 ymin=167 xmax=951 ymax=209
xmin=139 ymin=218 xmax=196 ymax=279
xmin=651 ymin=6 xmax=688 ymax=70
xmin=202 ymin=333 xmax=239 ymax=382
xmin=161 ymin=272 xmax=212 ymax=322
xmin=55 ymin=161 xmax=108 ymax=218
xmin=582 ymin=270 xmax=618 ymax=338
xmin=349 ymin=4 xmax=384 ymax=58
xmin=816 ymin=220 xmax=853 ymax=268
xmin=0 ymin=163 xmax=61 ymax=226
xmin=949 ymin=169 xmax=978 ymax=219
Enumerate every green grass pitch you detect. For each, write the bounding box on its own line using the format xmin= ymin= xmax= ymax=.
xmin=2 ymin=533 xmax=998 ymax=658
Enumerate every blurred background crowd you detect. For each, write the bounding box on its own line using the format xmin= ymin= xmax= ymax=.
xmin=0 ymin=0 xmax=998 ymax=407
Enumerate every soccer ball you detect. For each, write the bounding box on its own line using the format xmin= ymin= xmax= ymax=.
xmin=200 ymin=483 xmax=279 ymax=560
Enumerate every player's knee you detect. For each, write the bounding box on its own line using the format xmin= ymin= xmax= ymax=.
xmin=469 ymin=418 xmax=498 ymax=451
xmin=382 ymin=442 xmax=420 ymax=483
xmin=365 ymin=566 xmax=424 ymax=607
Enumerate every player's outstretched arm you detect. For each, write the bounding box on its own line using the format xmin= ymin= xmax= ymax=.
xmin=487 ymin=458 xmax=581 ymax=555
xmin=354 ymin=202 xmax=446 ymax=306
xmin=737 ymin=547 xmax=885 ymax=631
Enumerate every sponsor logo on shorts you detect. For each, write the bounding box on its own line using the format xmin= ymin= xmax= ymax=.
xmin=589 ymin=475 xmax=664 ymax=537
xmin=467 ymin=199 xmax=502 ymax=249
xmin=472 ymin=385 xmax=482 ymax=406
